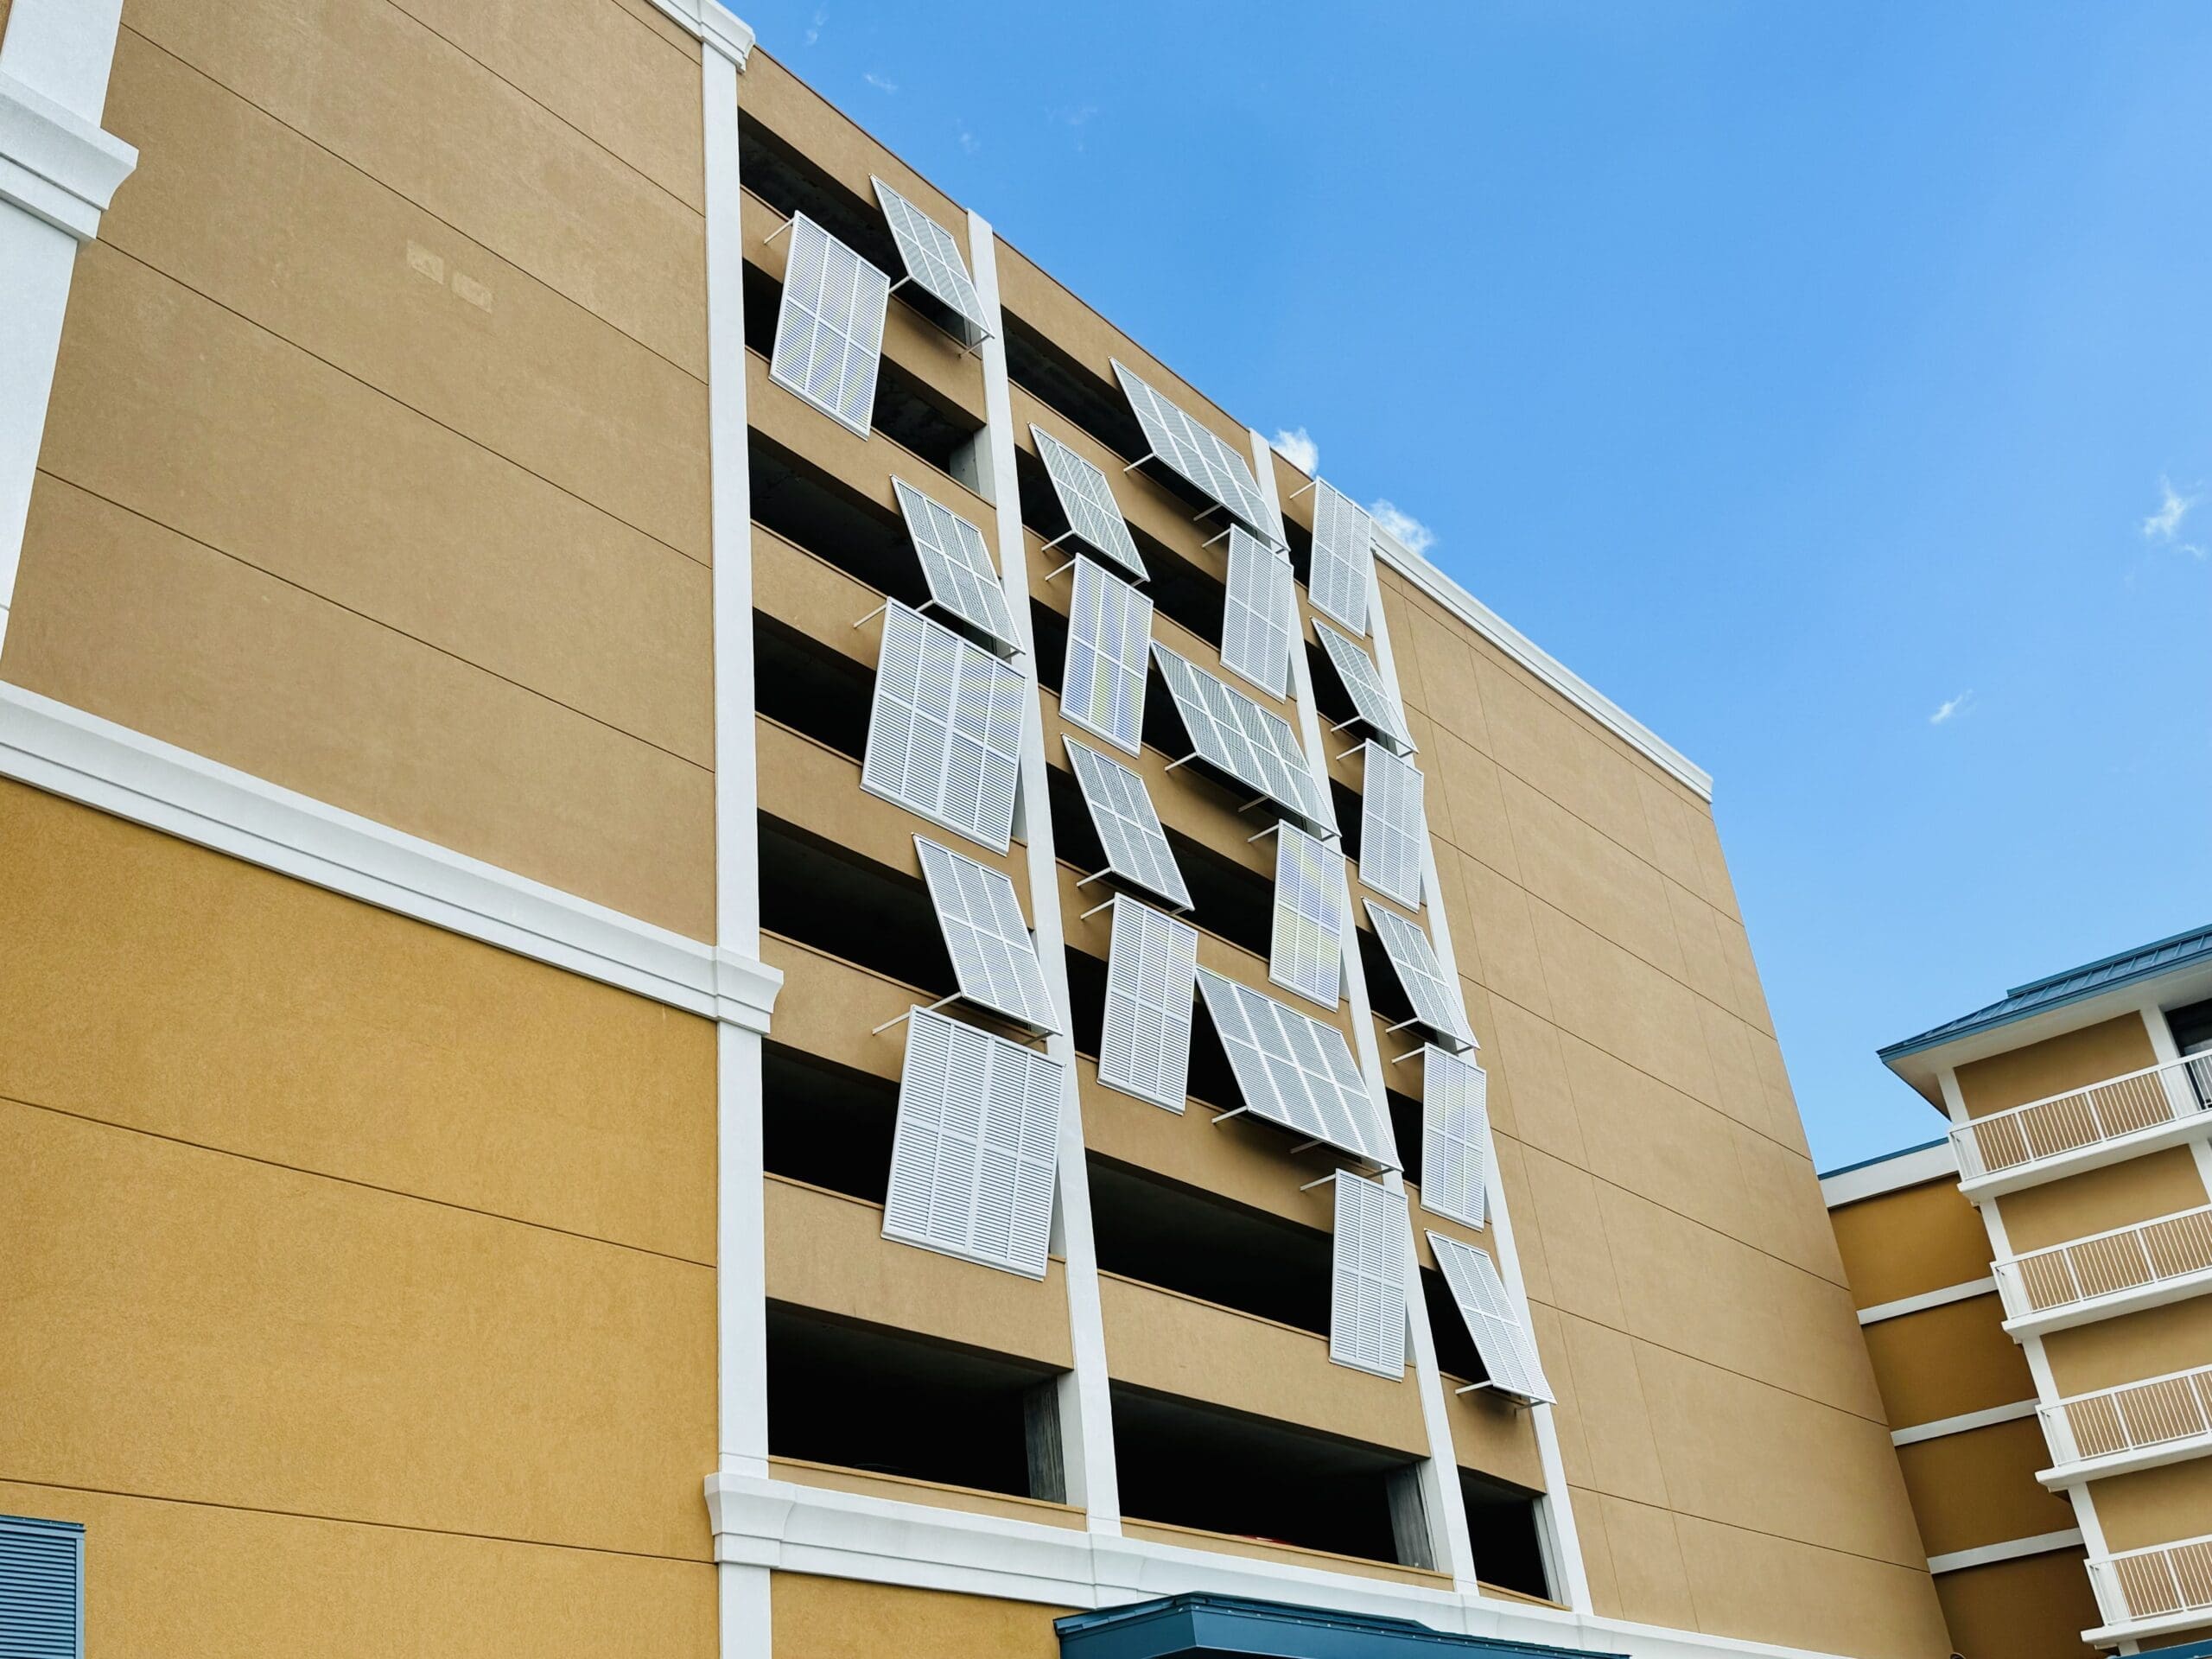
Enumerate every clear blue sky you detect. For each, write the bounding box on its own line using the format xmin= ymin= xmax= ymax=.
xmin=744 ymin=1 xmax=2212 ymax=1170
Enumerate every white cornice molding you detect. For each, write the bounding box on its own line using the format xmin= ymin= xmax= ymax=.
xmin=644 ymin=0 xmax=754 ymax=65
xmin=0 ymin=68 xmax=136 ymax=240
xmin=1890 ymin=1398 xmax=2038 ymax=1447
xmin=1819 ymin=1139 xmax=1958 ymax=1207
xmin=0 ymin=682 xmax=782 ymax=1026
xmin=1854 ymin=1275 xmax=1996 ymax=1328
xmin=1924 ymin=1528 xmax=2082 ymax=1576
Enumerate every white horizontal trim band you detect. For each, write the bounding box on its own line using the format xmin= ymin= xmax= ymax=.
xmin=1891 ymin=1399 xmax=2039 ymax=1446
xmin=1926 ymin=1528 xmax=2083 ymax=1576
xmin=0 ymin=67 xmax=139 ymax=240
xmin=1820 ymin=1141 xmax=1959 ymax=1208
xmin=0 ymin=682 xmax=780 ymax=1029
xmin=1857 ymin=1275 xmax=1997 ymax=1326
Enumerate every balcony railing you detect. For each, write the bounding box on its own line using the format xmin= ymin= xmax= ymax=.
xmin=2088 ymin=1532 xmax=2212 ymax=1636
xmin=1993 ymin=1203 xmax=2212 ymax=1328
xmin=2042 ymin=1363 xmax=2212 ymax=1475
xmin=1953 ymin=1053 xmax=2212 ymax=1186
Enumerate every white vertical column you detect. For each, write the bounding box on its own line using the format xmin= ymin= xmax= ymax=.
xmin=1359 ymin=536 xmax=1593 ymax=1614
xmin=0 ymin=0 xmax=136 ymax=657
xmin=1249 ymin=432 xmax=1476 ymax=1592
xmin=967 ymin=213 xmax=1122 ymax=1529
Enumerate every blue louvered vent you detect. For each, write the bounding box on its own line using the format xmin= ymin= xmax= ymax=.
xmin=0 ymin=1515 xmax=83 ymax=1659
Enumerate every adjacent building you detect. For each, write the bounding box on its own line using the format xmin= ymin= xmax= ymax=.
xmin=1 ymin=3 xmax=1958 ymax=1657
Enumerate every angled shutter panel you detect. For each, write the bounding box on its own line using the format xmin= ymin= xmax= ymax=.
xmin=871 ymin=177 xmax=988 ymax=344
xmin=1358 ymin=744 xmax=1427 ymax=911
xmin=893 ymin=478 xmax=1017 ymax=653
xmin=862 ymin=602 xmax=1027 ymax=850
xmin=1309 ymin=480 xmax=1375 ymax=635
xmin=1064 ymin=737 xmax=1191 ymax=909
xmin=1110 ymin=359 xmax=1272 ymax=536
xmin=885 ymin=1007 xmax=1063 ymax=1277
xmin=1331 ymin=1171 xmax=1409 ymax=1378
xmin=915 ymin=836 xmax=1060 ymax=1033
xmin=1315 ymin=620 xmax=1414 ymax=753
xmin=1269 ymin=823 xmax=1345 ymax=1007
xmin=1062 ymin=557 xmax=1153 ymax=755
xmin=1193 ymin=969 xmax=1395 ymax=1166
xmin=1421 ymin=1047 xmax=1491 ymax=1230
xmin=769 ymin=213 xmax=890 ymax=437
xmin=1151 ymin=645 xmax=1328 ymax=829
xmin=0 ymin=1514 xmax=83 ymax=1659
xmin=1428 ymin=1231 xmax=1553 ymax=1402
xmin=1032 ymin=426 xmax=1146 ymax=581
xmin=1233 ymin=696 xmax=1330 ymax=829
xmin=1099 ymin=895 xmax=1200 ymax=1110
xmin=1220 ymin=526 xmax=1294 ymax=698
xmin=1364 ymin=900 xmax=1473 ymax=1048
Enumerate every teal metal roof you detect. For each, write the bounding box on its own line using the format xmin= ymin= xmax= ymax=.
xmin=1056 ymin=1596 xmax=1622 ymax=1659
xmin=1880 ymin=921 xmax=2212 ymax=1062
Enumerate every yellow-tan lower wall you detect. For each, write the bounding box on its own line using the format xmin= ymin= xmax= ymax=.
xmin=772 ymin=1574 xmax=1067 ymax=1659
xmin=1931 ymin=1548 xmax=2101 ymax=1659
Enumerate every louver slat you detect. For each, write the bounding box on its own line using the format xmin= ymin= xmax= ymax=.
xmin=1032 ymin=426 xmax=1147 ymax=581
xmin=884 ymin=1007 xmax=1064 ymax=1278
xmin=1420 ymin=1047 xmax=1491 ymax=1230
xmin=915 ymin=836 xmax=1060 ymax=1033
xmin=1099 ymin=896 xmax=1200 ymax=1110
xmin=768 ymin=213 xmax=890 ymax=437
xmin=1220 ymin=526 xmax=1295 ymax=699
xmin=1331 ymin=1171 xmax=1409 ymax=1378
xmin=0 ymin=1515 xmax=83 ymax=1659
xmin=1270 ymin=823 xmax=1345 ymax=1008
xmin=1364 ymin=900 xmax=1473 ymax=1048
xmin=1062 ymin=557 xmax=1153 ymax=755
xmin=893 ymin=478 xmax=1018 ymax=653
xmin=1358 ymin=744 xmax=1427 ymax=911
xmin=1315 ymin=620 xmax=1414 ymax=753
xmin=1429 ymin=1231 xmax=1553 ymax=1403
xmin=862 ymin=602 xmax=1027 ymax=851
xmin=1064 ymin=737 xmax=1191 ymax=909
xmin=1309 ymin=480 xmax=1375 ymax=635
xmin=870 ymin=177 xmax=989 ymax=345
xmin=1194 ymin=969 xmax=1395 ymax=1166
xmin=1150 ymin=645 xmax=1328 ymax=828
xmin=1110 ymin=359 xmax=1273 ymax=536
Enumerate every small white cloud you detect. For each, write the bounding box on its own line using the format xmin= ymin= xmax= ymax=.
xmin=1370 ymin=499 xmax=1435 ymax=555
xmin=1271 ymin=427 xmax=1319 ymax=474
xmin=863 ymin=71 xmax=897 ymax=92
xmin=802 ymin=7 xmax=824 ymax=45
xmin=1929 ymin=690 xmax=1974 ymax=726
xmin=957 ymin=126 xmax=980 ymax=155
xmin=2143 ymin=474 xmax=2200 ymax=542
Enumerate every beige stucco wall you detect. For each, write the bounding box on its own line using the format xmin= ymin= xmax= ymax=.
xmin=1931 ymin=1548 xmax=2101 ymax=1659
xmin=773 ymin=1573 xmax=1066 ymax=1659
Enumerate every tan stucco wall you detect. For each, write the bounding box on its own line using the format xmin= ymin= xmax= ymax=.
xmin=1994 ymin=1143 xmax=2209 ymax=1255
xmin=1955 ymin=1014 xmax=2158 ymax=1117
xmin=1859 ymin=1295 xmax=2036 ymax=1428
xmin=1931 ymin=1548 xmax=2101 ymax=1659
xmin=773 ymin=1574 xmax=1066 ymax=1659
xmin=1893 ymin=1420 xmax=2075 ymax=1555
xmin=1831 ymin=1177 xmax=1994 ymax=1307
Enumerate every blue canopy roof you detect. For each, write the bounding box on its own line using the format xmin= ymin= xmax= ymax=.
xmin=1056 ymin=1595 xmax=1623 ymax=1659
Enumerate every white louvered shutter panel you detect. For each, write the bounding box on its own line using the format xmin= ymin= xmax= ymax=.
xmin=1428 ymin=1231 xmax=1552 ymax=1402
xmin=1421 ymin=1046 xmax=1491 ymax=1230
xmin=1315 ymin=620 xmax=1414 ymax=753
xmin=1032 ymin=425 xmax=1146 ymax=581
xmin=893 ymin=479 xmax=1017 ymax=652
xmin=1309 ymin=480 xmax=1374 ymax=634
xmin=1064 ymin=737 xmax=1191 ymax=908
xmin=1331 ymin=1171 xmax=1409 ymax=1378
xmin=1364 ymin=901 xmax=1473 ymax=1047
xmin=884 ymin=1007 xmax=1063 ymax=1278
xmin=1269 ymin=823 xmax=1345 ymax=1007
xmin=1233 ymin=695 xmax=1330 ymax=829
xmin=915 ymin=837 xmax=1060 ymax=1033
xmin=1110 ymin=359 xmax=1272 ymax=535
xmin=769 ymin=213 xmax=890 ymax=437
xmin=1062 ymin=557 xmax=1152 ymax=755
xmin=1152 ymin=646 xmax=1328 ymax=829
xmin=1193 ymin=969 xmax=1395 ymax=1166
xmin=862 ymin=602 xmax=1027 ymax=851
xmin=1099 ymin=895 xmax=1200 ymax=1110
xmin=1358 ymin=744 xmax=1427 ymax=911
xmin=870 ymin=177 xmax=988 ymax=343
xmin=1220 ymin=526 xmax=1294 ymax=698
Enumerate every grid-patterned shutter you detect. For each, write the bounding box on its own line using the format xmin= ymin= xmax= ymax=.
xmin=1270 ymin=823 xmax=1345 ymax=1007
xmin=1315 ymin=620 xmax=1414 ymax=753
xmin=862 ymin=602 xmax=1027 ymax=851
xmin=893 ymin=478 xmax=1017 ymax=653
xmin=1100 ymin=895 xmax=1199 ymax=1110
xmin=1364 ymin=900 xmax=1473 ymax=1047
xmin=1358 ymin=744 xmax=1427 ymax=911
xmin=1110 ymin=359 xmax=1272 ymax=535
xmin=1310 ymin=480 xmax=1374 ymax=634
xmin=1428 ymin=1230 xmax=1552 ymax=1402
xmin=915 ymin=837 xmax=1060 ymax=1033
xmin=1331 ymin=1171 xmax=1409 ymax=1378
xmin=1064 ymin=737 xmax=1191 ymax=909
xmin=884 ymin=1007 xmax=1063 ymax=1278
xmin=1421 ymin=1047 xmax=1491 ymax=1230
xmin=0 ymin=1514 xmax=82 ymax=1659
xmin=1194 ymin=969 xmax=1395 ymax=1166
xmin=1152 ymin=645 xmax=1327 ymax=828
xmin=1221 ymin=526 xmax=1294 ymax=699
xmin=768 ymin=213 xmax=889 ymax=438
xmin=871 ymin=177 xmax=988 ymax=344
xmin=1234 ymin=696 xmax=1331 ymax=829
xmin=1062 ymin=557 xmax=1153 ymax=755
xmin=1032 ymin=425 xmax=1146 ymax=581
